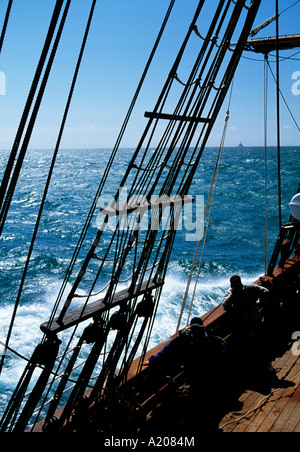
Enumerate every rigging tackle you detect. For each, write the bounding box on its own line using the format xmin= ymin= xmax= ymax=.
xmin=0 ymin=0 xmax=263 ymax=433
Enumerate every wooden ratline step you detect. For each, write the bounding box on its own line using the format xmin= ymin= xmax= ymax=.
xmin=100 ymin=194 xmax=194 ymax=218
xmin=41 ymin=278 xmax=163 ymax=335
xmin=145 ymin=111 xmax=211 ymax=124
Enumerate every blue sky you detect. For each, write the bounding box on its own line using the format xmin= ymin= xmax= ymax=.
xmin=0 ymin=0 xmax=299 ymax=149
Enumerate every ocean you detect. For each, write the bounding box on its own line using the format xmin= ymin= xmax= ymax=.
xmin=0 ymin=146 xmax=299 ymax=420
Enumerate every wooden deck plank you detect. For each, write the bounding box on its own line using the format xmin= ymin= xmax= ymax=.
xmin=254 ymin=380 xmax=299 ymax=432
xmin=234 ymin=353 xmax=296 ymax=432
xmin=264 ymin=361 xmax=300 ymax=432
xmin=292 ymin=411 xmax=300 ymax=432
xmin=221 ymin=352 xmax=293 ymax=432
xmin=219 ymin=347 xmax=300 ymax=432
xmin=221 ymin=393 xmax=254 ymax=432
xmin=253 ymin=356 xmax=300 ymax=432
xmin=280 ymin=385 xmax=300 ymax=432
xmin=222 ymin=352 xmax=296 ymax=432
xmin=231 ymin=391 xmax=268 ymax=432
xmin=256 ymin=381 xmax=299 ymax=432
xmin=269 ymin=397 xmax=298 ymax=431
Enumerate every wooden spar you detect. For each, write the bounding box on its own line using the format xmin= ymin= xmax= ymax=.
xmin=245 ymin=34 xmax=300 ymax=54
xmin=144 ymin=112 xmax=211 ymax=124
xmin=100 ymin=195 xmax=194 ymax=217
xmin=41 ymin=278 xmax=163 ymax=334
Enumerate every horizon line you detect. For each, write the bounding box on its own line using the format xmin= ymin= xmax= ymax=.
xmin=0 ymin=145 xmax=299 ymax=152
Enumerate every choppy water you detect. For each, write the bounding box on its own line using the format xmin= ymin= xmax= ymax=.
xmin=0 ymin=146 xmax=299 ymax=418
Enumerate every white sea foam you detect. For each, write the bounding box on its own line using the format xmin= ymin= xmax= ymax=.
xmin=0 ymin=271 xmax=261 ymax=384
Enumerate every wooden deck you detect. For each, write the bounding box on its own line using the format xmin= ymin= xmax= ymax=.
xmin=219 ymin=345 xmax=300 ymax=432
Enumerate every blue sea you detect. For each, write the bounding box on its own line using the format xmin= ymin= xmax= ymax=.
xmin=0 ymin=146 xmax=299 ymax=420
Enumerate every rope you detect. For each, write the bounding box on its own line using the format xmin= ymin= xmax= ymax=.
xmin=0 ymin=0 xmax=13 ymax=54
xmin=50 ymin=0 xmax=261 ymax=417
xmin=165 ymin=160 xmax=195 ymax=168
xmin=0 ymin=0 xmax=97 ymax=376
xmin=1 ymin=0 xmax=263 ymax=431
xmin=0 ymin=340 xmax=30 ymax=363
xmin=176 ymin=110 xmax=229 ymax=332
xmin=186 ymin=112 xmax=228 ymax=325
xmin=176 ymin=0 xmax=253 ymax=198
xmin=232 ymin=0 xmax=251 ymax=11
xmin=280 ymin=0 xmax=300 ymax=15
xmin=130 ymin=0 xmax=235 ymax=204
xmin=0 ymin=0 xmax=66 ymax=232
xmin=174 ymin=73 xmax=201 ymax=88
xmin=0 ymin=0 xmax=71 ymax=376
xmin=48 ymin=0 xmax=176 ymax=326
xmin=133 ymin=161 xmax=165 ymax=172
xmin=266 ymin=60 xmax=300 ymax=134
xmin=126 ymin=0 xmax=209 ymax=203
xmin=54 ymin=0 xmax=210 ymax=335
xmin=177 ymin=79 xmax=234 ymax=331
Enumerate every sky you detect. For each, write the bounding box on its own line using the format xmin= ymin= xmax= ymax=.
xmin=0 ymin=0 xmax=299 ymax=150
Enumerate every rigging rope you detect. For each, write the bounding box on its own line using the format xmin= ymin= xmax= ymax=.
xmin=0 ymin=0 xmax=66 ymax=232
xmin=266 ymin=60 xmax=300 ymax=134
xmin=20 ymin=0 xmax=178 ymax=432
xmin=177 ymin=76 xmax=234 ymax=331
xmin=44 ymin=0 xmax=261 ymax=429
xmin=260 ymin=23 xmax=300 ymax=262
xmin=47 ymin=0 xmax=176 ymax=329
xmin=280 ymin=0 xmax=300 ymax=15
xmin=0 ymin=0 xmax=98 ymax=377
xmin=0 ymin=0 xmax=72 ymax=376
xmin=0 ymin=0 xmax=13 ymax=54
xmin=176 ymin=86 xmax=232 ymax=332
xmin=186 ymin=111 xmax=229 ymax=326
xmin=1 ymin=0 xmax=263 ymax=432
